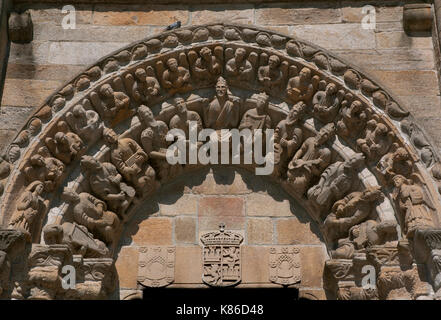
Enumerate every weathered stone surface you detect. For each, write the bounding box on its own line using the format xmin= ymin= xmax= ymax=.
xmin=369 ymin=70 xmax=439 ymax=96
xmin=291 ymin=24 xmax=375 ymax=50
xmin=92 ymin=4 xmax=189 ymax=26
xmin=198 ymin=216 xmax=246 ymax=231
xmin=242 ymin=246 xmax=269 ymax=284
xmin=198 ymin=197 xmax=244 ymax=216
xmin=5 ymin=63 xmax=84 ymax=81
xmin=8 ymin=42 xmax=50 ymax=65
xmin=0 ymin=129 xmax=16 ymax=154
xmin=174 ymin=246 xmax=202 ymax=284
xmin=397 ymin=95 xmax=441 ymax=119
xmin=376 ymin=31 xmax=433 ymax=49
xmin=20 ymin=4 xmax=93 ymax=25
xmin=33 ymin=23 xmax=157 ymax=43
xmin=175 ymin=216 xmax=196 ymax=244
xmin=415 ymin=117 xmax=441 ymax=152
xmin=246 ymin=193 xmax=292 ymax=217
xmin=192 ymin=4 xmax=254 ymax=25
xmin=276 ymin=218 xmax=322 ymax=245
xmin=115 ymin=246 xmax=139 ymax=289
xmin=48 ymin=41 xmax=130 ymax=65
xmin=131 ymin=217 xmax=173 ymax=245
xmin=0 ymin=106 xmax=34 ymax=130
xmin=333 ymin=49 xmax=435 ymax=71
xmin=255 ymin=3 xmax=341 ymax=25
xmin=300 ymin=246 xmax=326 ymax=288
xmin=159 ymin=194 xmax=197 ymax=216
xmin=1 ymin=79 xmax=61 ymax=107
xmin=246 ymin=218 xmax=273 ymax=244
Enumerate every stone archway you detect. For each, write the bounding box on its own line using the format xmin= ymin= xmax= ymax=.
xmin=0 ymin=23 xmax=441 ymax=300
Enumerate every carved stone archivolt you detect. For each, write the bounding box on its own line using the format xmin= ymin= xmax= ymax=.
xmin=1 ymin=23 xmax=441 ymax=299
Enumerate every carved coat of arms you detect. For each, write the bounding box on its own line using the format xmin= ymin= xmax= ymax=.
xmin=201 ymin=224 xmax=243 ymax=287
xmin=137 ymin=246 xmax=175 ymax=287
xmin=269 ymin=246 xmax=301 ymax=285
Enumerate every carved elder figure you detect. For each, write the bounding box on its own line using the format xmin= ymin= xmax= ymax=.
xmin=323 ymin=186 xmax=384 ymax=243
xmin=377 ymin=146 xmax=413 ymax=180
xmin=357 ymin=118 xmax=394 ymax=161
xmin=190 ymin=46 xmax=222 ymax=83
xmin=23 ymin=152 xmax=65 ymax=192
xmin=162 ymin=57 xmax=192 ymax=94
xmin=258 ymin=55 xmax=284 ymax=94
xmin=225 ymin=48 xmax=254 ymax=84
xmin=169 ymin=96 xmax=203 ymax=138
xmin=103 ymin=128 xmax=157 ymax=197
xmin=286 ymin=67 xmax=318 ymax=105
xmin=91 ymin=84 xmax=131 ymax=124
xmin=307 ymin=153 xmax=365 ymax=221
xmin=66 ymin=104 xmax=103 ymax=144
xmin=337 ymin=99 xmax=367 ymax=139
xmin=8 ymin=181 xmax=48 ymax=241
xmin=312 ymin=82 xmax=344 ymax=124
xmin=287 ymin=123 xmax=335 ymax=196
xmin=131 ymin=67 xmax=160 ymax=104
xmin=392 ymin=175 xmax=436 ymax=238
xmin=138 ymin=105 xmax=182 ymax=181
xmin=61 ymin=188 xmax=120 ymax=245
xmin=239 ymin=92 xmax=272 ymax=131
xmin=80 ymin=155 xmax=135 ymax=217
xmin=204 ymin=76 xmax=240 ymax=130
xmin=273 ymin=101 xmax=306 ymax=177
xmin=45 ymin=124 xmax=85 ymax=165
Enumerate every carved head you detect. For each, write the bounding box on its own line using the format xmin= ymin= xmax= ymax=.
xmin=135 ymin=68 xmax=147 ymax=82
xmin=392 ymin=174 xmax=409 ymax=188
xmin=287 ymin=101 xmax=306 ymax=123
xmin=256 ymin=92 xmax=269 ymax=113
xmin=268 ymin=55 xmax=280 ymax=69
xmin=54 ymin=132 xmax=68 ymax=145
xmin=51 ymin=96 xmax=65 ymax=110
xmin=316 ymin=123 xmax=335 ymax=145
xmin=30 ymin=154 xmax=45 ymax=167
xmin=27 ymin=180 xmax=45 ymax=195
xmin=200 ymin=47 xmax=212 ymax=60
xmin=376 ymin=123 xmax=389 ymax=136
xmin=80 ymin=155 xmax=102 ymax=172
xmin=60 ymin=187 xmax=80 ymax=204
xmin=99 ymin=84 xmax=114 ymax=98
xmin=350 ymin=100 xmax=363 ymax=112
xmin=174 ymin=96 xmax=187 ymax=114
xmin=299 ymin=67 xmax=311 ymax=81
xmin=166 ymin=58 xmax=179 ymax=72
xmin=325 ymin=83 xmax=337 ymax=95
xmin=72 ymin=104 xmax=86 ymax=118
xmin=215 ymin=77 xmax=229 ymax=98
xmin=394 ymin=147 xmax=409 ymax=162
xmin=103 ymin=127 xmax=118 ymax=145
xmin=362 ymin=186 xmax=384 ymax=202
xmin=347 ymin=153 xmax=365 ymax=169
xmin=235 ymin=48 xmax=246 ymax=61
xmin=138 ymin=105 xmax=155 ymax=125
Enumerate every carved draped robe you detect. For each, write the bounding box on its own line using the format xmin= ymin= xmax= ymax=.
xmin=205 ymin=97 xmax=239 ymax=130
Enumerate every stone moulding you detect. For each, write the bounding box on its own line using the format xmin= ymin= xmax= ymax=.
xmin=0 ymin=23 xmax=441 ymax=299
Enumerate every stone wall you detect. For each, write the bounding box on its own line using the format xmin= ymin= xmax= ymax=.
xmin=115 ymin=167 xmax=328 ymax=300
xmin=1 ymin=1 xmax=440 ymax=155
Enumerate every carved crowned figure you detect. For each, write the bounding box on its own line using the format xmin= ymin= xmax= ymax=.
xmin=273 ymin=101 xmax=306 ymax=177
xmin=239 ymin=92 xmax=272 ymax=131
xmin=287 ymin=123 xmax=335 ymax=195
xmin=80 ymin=155 xmax=135 ymax=218
xmin=190 ymin=46 xmax=222 ymax=83
xmin=307 ymin=153 xmax=365 ymax=221
xmin=286 ymin=67 xmax=319 ymax=105
xmin=204 ymin=76 xmax=240 ymax=130
xmin=103 ymin=127 xmax=157 ymax=197
xmin=337 ymin=99 xmax=368 ymax=139
xmin=131 ymin=67 xmax=160 ymax=104
xmin=357 ymin=117 xmax=394 ymax=162
xmin=45 ymin=121 xmax=85 ymax=165
xmin=91 ymin=83 xmax=131 ymax=124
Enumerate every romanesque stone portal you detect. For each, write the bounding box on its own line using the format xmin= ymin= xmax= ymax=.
xmin=1 ymin=22 xmax=441 ymax=300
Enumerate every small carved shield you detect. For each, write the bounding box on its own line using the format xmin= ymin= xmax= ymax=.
xmin=201 ymin=224 xmax=243 ymax=287
xmin=269 ymin=246 xmax=301 ymax=285
xmin=137 ymin=246 xmax=175 ymax=288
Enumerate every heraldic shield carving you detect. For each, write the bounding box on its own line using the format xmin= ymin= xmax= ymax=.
xmin=137 ymin=246 xmax=175 ymax=288
xmin=269 ymin=246 xmax=301 ymax=286
xmin=201 ymin=224 xmax=243 ymax=287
